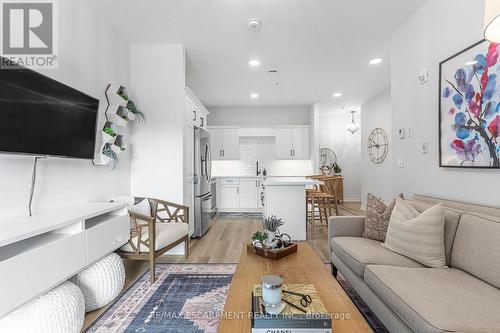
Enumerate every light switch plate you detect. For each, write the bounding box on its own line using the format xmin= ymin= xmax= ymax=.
xmin=399 ymin=128 xmax=406 ymax=139
xmin=422 ymin=142 xmax=429 ymax=154
xmin=397 ymin=157 xmax=404 ymax=168
xmin=418 ymin=68 xmax=429 ymax=84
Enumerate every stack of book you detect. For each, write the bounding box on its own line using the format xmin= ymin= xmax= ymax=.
xmin=251 ymin=284 xmax=332 ymax=333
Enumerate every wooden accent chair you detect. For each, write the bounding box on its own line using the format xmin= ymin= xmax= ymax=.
xmin=118 ymin=198 xmax=189 ymax=283
xmin=306 ymin=176 xmax=341 ymax=239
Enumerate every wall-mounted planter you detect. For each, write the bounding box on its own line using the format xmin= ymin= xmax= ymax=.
xmin=94 ymin=83 xmax=143 ymax=169
xmin=106 ymin=85 xmax=128 ymax=107
xmin=102 ymin=130 xmax=116 ymax=144
xmin=111 ymin=144 xmax=125 ymax=155
xmin=107 ymin=105 xmax=129 ymax=127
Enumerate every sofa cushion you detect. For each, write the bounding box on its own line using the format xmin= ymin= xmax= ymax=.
xmin=365 ymin=265 xmax=500 ymax=333
xmin=331 ymin=237 xmax=423 ymax=276
xmin=120 ymin=222 xmax=188 ymax=253
xmin=383 ymin=199 xmax=446 ymax=268
xmin=407 ymin=199 xmax=460 ymax=265
xmin=451 ymin=213 xmax=500 ymax=289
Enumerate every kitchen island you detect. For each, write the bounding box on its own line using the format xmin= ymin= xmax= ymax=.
xmin=262 ymin=177 xmax=319 ymax=240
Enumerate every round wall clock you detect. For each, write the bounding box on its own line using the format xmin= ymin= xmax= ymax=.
xmin=368 ymin=128 xmax=389 ymax=164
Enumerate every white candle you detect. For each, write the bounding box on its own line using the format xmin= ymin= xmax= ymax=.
xmin=261 ymin=275 xmax=283 ymax=306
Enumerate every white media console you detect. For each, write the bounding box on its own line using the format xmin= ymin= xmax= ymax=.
xmin=0 ymin=202 xmax=129 ymax=318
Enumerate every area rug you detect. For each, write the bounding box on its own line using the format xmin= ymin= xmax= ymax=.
xmin=85 ymin=264 xmax=236 ymax=333
xmin=337 ymin=275 xmax=389 ymax=333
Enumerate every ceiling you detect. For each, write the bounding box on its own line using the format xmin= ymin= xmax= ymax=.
xmin=88 ymin=0 xmax=425 ymax=107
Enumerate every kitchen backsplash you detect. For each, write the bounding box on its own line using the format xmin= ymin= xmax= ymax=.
xmin=212 ymin=136 xmax=313 ymax=176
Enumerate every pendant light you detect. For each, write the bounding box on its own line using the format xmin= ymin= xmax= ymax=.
xmin=484 ymin=0 xmax=500 ymax=43
xmin=347 ymin=110 xmax=359 ymax=134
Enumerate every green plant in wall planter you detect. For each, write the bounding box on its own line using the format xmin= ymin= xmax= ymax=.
xmin=118 ymin=89 xmax=129 ymax=102
xmin=126 ymin=100 xmax=145 ymax=123
xmin=102 ymin=144 xmax=119 ymax=169
xmin=103 ymin=127 xmax=117 ymax=137
xmin=333 ymin=163 xmax=342 ymax=175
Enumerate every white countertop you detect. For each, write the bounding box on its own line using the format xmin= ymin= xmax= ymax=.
xmin=0 ymin=202 xmax=127 ymax=247
xmin=262 ymin=177 xmax=319 ymax=186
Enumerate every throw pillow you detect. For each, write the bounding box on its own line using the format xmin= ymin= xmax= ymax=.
xmin=383 ymin=197 xmax=446 ymax=268
xmin=129 ymin=198 xmax=152 ymax=217
xmin=363 ymin=193 xmax=400 ymax=241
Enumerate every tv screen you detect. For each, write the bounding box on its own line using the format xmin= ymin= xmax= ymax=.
xmin=0 ymin=58 xmax=99 ymax=159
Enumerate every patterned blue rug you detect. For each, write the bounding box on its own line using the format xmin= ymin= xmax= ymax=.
xmin=338 ymin=275 xmax=389 ymax=333
xmin=85 ymin=264 xmax=236 ymax=333
xmin=86 ymin=263 xmax=388 ymax=333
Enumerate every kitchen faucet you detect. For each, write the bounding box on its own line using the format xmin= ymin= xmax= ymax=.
xmin=256 ymin=161 xmax=261 ymax=176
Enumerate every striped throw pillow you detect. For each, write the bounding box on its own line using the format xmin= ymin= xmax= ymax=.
xmin=383 ymin=197 xmax=446 ymax=268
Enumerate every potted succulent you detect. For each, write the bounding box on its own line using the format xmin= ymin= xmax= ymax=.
xmin=126 ymin=100 xmax=145 ymax=122
xmin=102 ymin=126 xmax=117 ymax=143
xmin=333 ymin=163 xmax=342 ymax=176
xmin=102 ymin=144 xmax=119 ymax=169
xmin=118 ymin=89 xmax=129 ymax=102
xmin=263 ymin=215 xmax=284 ymax=242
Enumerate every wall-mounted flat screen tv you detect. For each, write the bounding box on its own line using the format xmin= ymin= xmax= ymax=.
xmin=0 ymin=57 xmax=99 ymax=159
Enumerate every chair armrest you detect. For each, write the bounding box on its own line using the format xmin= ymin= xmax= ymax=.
xmin=130 ymin=211 xmax=155 ymax=223
xmin=328 ymin=216 xmax=365 ymax=241
xmin=150 ymin=198 xmax=189 ymax=224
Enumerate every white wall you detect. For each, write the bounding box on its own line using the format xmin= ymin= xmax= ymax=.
xmin=317 ymin=104 xmax=361 ymax=202
xmin=208 ymin=106 xmax=310 ymax=126
xmin=0 ymin=0 xmax=130 ymax=221
xmin=360 ymin=90 xmax=392 ymax=208
xmin=391 ymin=0 xmax=500 ymax=206
xmin=130 ymin=45 xmax=186 ymax=203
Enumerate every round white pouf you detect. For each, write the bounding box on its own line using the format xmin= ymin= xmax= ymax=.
xmin=71 ymin=253 xmax=125 ymax=312
xmin=0 ymin=281 xmax=85 ymax=333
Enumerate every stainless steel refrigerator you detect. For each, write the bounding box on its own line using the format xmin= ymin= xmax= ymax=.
xmin=193 ymin=127 xmax=215 ymax=238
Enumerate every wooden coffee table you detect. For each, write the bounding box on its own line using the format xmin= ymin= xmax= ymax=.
xmin=218 ymin=242 xmax=372 ymax=332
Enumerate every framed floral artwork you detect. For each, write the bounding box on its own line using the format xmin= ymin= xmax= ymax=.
xmin=439 ymin=39 xmax=500 ymax=168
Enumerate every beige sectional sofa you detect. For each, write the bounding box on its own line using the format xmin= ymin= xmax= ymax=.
xmin=328 ymin=195 xmax=500 ymax=333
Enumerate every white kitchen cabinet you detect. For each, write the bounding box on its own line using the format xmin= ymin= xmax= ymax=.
xmin=275 ymin=127 xmax=309 ymax=160
xmin=239 ymin=179 xmax=259 ymax=209
xmin=275 ymin=128 xmax=294 ymax=159
xmin=209 ymin=128 xmax=240 ymax=160
xmin=220 ymin=185 xmax=239 ymax=209
xmin=292 ymin=127 xmax=310 ymax=159
xmin=210 ymin=128 xmax=224 ymax=160
xmin=185 ymin=87 xmax=208 ymax=128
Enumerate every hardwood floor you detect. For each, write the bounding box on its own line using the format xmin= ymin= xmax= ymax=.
xmin=82 ymin=202 xmax=365 ymax=332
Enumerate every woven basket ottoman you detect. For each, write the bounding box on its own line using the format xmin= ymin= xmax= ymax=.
xmin=71 ymin=253 xmax=125 ymax=312
xmin=0 ymin=281 xmax=85 ymax=333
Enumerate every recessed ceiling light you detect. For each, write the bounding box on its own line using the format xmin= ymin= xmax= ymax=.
xmin=250 ymin=93 xmax=259 ymax=99
xmin=333 ymin=92 xmax=342 ymax=98
xmin=248 ymin=19 xmax=262 ymax=31
xmin=249 ymin=60 xmax=260 ymax=67
xmin=369 ymin=58 xmax=383 ymax=65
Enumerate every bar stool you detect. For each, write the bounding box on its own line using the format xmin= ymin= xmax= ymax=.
xmin=306 ymin=176 xmax=340 ymax=239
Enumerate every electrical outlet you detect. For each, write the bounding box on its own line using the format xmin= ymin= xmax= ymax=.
xmin=408 ymin=127 xmax=415 ymax=137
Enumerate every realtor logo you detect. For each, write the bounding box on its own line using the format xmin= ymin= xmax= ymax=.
xmin=1 ymin=0 xmax=58 ymax=69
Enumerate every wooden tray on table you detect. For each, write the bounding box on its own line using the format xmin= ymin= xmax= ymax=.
xmin=247 ymin=242 xmax=297 ymax=260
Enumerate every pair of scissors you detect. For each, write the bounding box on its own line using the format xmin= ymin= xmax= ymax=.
xmin=282 ymin=290 xmax=312 ymax=307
